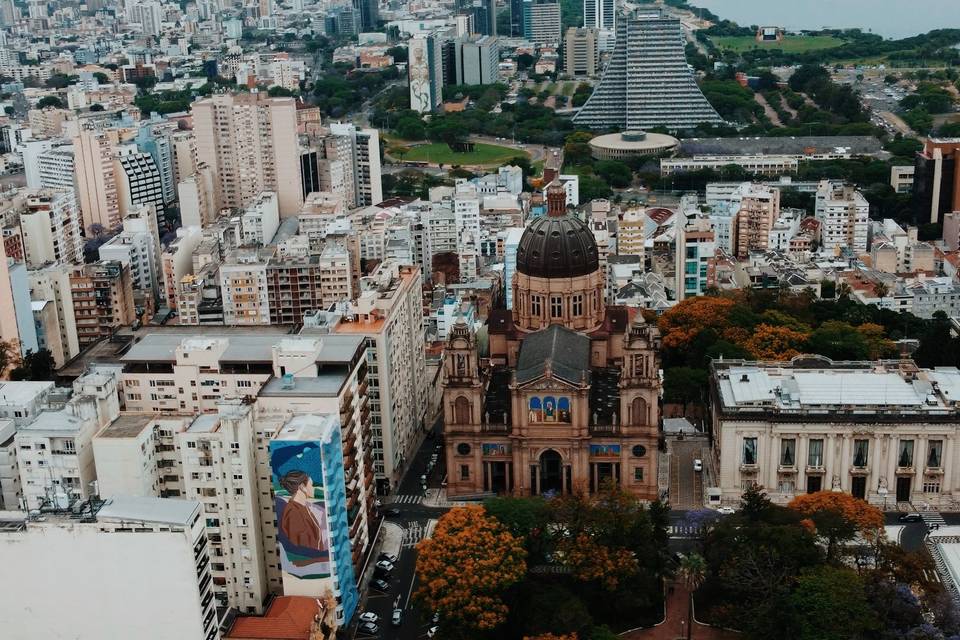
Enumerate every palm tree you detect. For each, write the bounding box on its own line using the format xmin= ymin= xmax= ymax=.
xmin=873 ymin=281 xmax=889 ymax=307
xmin=678 ymin=553 xmax=707 ymax=640
xmin=837 ymin=281 xmax=852 ymax=300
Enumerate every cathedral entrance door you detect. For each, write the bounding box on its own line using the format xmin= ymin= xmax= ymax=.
xmin=539 ymin=450 xmax=563 ymax=495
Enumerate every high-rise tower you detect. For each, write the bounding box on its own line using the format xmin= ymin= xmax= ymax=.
xmin=573 ymin=10 xmax=723 ymax=131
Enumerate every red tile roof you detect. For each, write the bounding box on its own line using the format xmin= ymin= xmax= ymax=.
xmin=226 ymin=597 xmax=318 ymax=640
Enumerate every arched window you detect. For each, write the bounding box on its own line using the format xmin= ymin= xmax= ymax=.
xmin=632 ymin=397 xmax=648 ymax=426
xmin=454 ymin=396 xmax=472 ymax=425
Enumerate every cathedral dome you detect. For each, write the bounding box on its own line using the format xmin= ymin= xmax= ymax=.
xmin=515 ymin=214 xmax=600 ymax=279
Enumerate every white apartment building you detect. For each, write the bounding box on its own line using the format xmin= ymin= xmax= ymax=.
xmin=162 ymin=226 xmax=203 ymax=310
xmin=328 ymin=122 xmax=383 ymax=208
xmin=34 ymin=144 xmax=75 ymax=191
xmin=617 ymin=207 xmax=646 ymax=259
xmin=15 ymin=188 xmax=83 ymax=267
xmin=240 ymin=191 xmax=280 ymax=246
xmin=0 ymin=497 xmax=220 ymax=640
xmin=712 ymin=358 xmax=960 ymax=509
xmin=815 ymin=180 xmax=868 ymax=254
xmin=28 ymin=262 xmax=81 ymax=363
xmin=98 ymin=205 xmax=163 ymax=300
xmin=330 ymin=261 xmax=427 ymax=492
xmin=220 ymin=250 xmax=271 ymax=325
xmin=14 ymin=368 xmax=120 ymax=510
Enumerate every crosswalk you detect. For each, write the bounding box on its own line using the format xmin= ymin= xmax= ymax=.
xmin=922 ymin=511 xmax=947 ymax=530
xmin=669 ymin=524 xmax=704 ymax=538
xmin=402 ymin=521 xmax=426 ymax=548
xmin=390 ymin=495 xmax=423 ymax=505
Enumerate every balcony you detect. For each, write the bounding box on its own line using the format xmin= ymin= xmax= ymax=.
xmin=925 ymin=466 xmax=944 ymax=476
xmin=481 ymin=423 xmax=509 ymax=433
xmin=777 ymin=464 xmax=796 ymax=474
xmin=740 ymin=462 xmax=759 ymax=472
xmin=849 ymin=465 xmax=869 ymax=475
xmin=589 ymin=424 xmax=620 ymax=435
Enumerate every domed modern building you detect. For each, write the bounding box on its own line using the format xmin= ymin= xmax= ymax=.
xmin=442 ymin=183 xmax=663 ymax=499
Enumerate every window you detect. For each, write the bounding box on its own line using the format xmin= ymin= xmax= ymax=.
xmin=572 ymin=294 xmax=583 ymax=316
xmin=780 ymin=438 xmax=795 ymax=466
xmin=898 ymin=440 xmax=914 ymax=467
xmin=807 ymin=439 xmax=824 ymax=467
xmin=550 ymin=296 xmax=562 ymax=318
xmin=460 ymin=464 xmax=470 ymax=480
xmin=853 ymin=439 xmax=869 ymax=468
xmin=742 ymin=438 xmax=757 ymax=465
xmin=531 ymin=295 xmax=541 ymax=316
xmin=928 ymin=440 xmax=943 ymax=468
xmin=924 ymin=481 xmax=941 ymax=494
xmin=634 ymin=467 xmax=644 ymax=482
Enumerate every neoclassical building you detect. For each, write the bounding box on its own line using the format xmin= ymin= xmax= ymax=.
xmin=442 ymin=186 xmax=662 ymax=498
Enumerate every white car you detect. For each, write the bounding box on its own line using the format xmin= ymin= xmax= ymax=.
xmin=375 ymin=560 xmax=395 ymax=572
xmin=693 ymin=459 xmax=703 ymax=472
xmin=717 ymin=506 xmax=735 ymax=515
xmin=427 ymin=626 xmax=440 ymax=638
xmin=358 ymin=612 xmax=379 ymax=624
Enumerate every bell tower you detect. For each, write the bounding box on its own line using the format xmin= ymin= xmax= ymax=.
xmin=621 ymin=312 xmax=661 ymax=429
xmin=443 ymin=315 xmax=483 ymax=429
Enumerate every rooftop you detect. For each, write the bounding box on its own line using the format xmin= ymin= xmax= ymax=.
xmin=679 ymin=135 xmax=883 ymax=157
xmin=96 ymin=495 xmax=201 ymax=527
xmin=0 ymin=381 xmax=54 ymax=406
xmin=226 ymin=596 xmax=320 ymax=640
xmin=97 ymin=414 xmax=155 ymax=438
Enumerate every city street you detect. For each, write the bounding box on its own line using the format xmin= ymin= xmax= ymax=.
xmin=350 ymin=418 xmax=449 ymax=640
xmin=669 ymin=439 xmax=707 ymax=510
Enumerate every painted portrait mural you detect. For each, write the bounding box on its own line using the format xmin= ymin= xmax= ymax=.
xmin=269 ymin=440 xmax=331 ymax=580
xmin=528 ymin=396 xmax=572 ymax=423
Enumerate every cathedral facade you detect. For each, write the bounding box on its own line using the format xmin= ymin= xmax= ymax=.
xmin=442 ymin=187 xmax=662 ymax=499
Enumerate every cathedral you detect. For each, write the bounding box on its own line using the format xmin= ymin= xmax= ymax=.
xmin=442 ymin=185 xmax=662 ymax=499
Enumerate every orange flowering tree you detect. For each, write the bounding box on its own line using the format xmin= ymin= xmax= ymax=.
xmin=744 ymin=323 xmax=810 ymax=360
xmin=788 ymin=491 xmax=885 ymax=562
xmin=658 ymin=296 xmax=737 ymax=349
xmin=557 ymin=532 xmax=639 ymax=591
xmin=415 ymin=505 xmax=527 ymax=635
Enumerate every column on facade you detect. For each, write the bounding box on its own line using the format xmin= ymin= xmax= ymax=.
xmin=839 ymin=434 xmax=851 ymax=493
xmin=796 ymin=434 xmax=807 ymax=493
xmin=915 ymin=435 xmax=927 ymax=499
xmin=767 ymin=431 xmax=779 ymax=491
xmin=824 ymin=433 xmax=836 ymax=489
xmin=945 ymin=435 xmax=955 ymax=496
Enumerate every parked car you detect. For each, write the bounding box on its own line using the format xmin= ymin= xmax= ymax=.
xmin=899 ymin=513 xmax=923 ymax=522
xmin=377 ymin=552 xmax=397 ymax=563
xmin=376 ymin=560 xmax=395 ymax=572
xmin=693 ymin=459 xmax=703 ymax=472
xmin=431 ymin=611 xmax=440 ymax=624
xmin=358 ymin=621 xmax=380 ymax=635
xmin=370 ymin=578 xmax=390 ymax=592
xmin=427 ymin=626 xmax=440 ymax=638
xmin=673 ymin=551 xmax=686 ymax=564
xmin=717 ymin=506 xmax=736 ymax=515
xmin=391 ymin=608 xmax=403 ymax=627
xmin=359 ymin=612 xmax=379 ymax=624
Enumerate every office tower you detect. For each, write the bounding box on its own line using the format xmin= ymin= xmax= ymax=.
xmin=325 ymin=5 xmax=359 ymax=36
xmin=510 ymin=0 xmax=524 ymax=36
xmin=98 ymin=206 xmax=164 ymax=301
xmin=268 ymin=414 xmax=359 ymax=622
xmin=29 ymin=262 xmax=80 ymax=363
xmin=300 ymin=147 xmax=349 ymax=203
xmin=573 ymin=10 xmax=724 ymax=130
xmin=352 ymin=0 xmax=377 ymax=31
xmin=408 ymin=35 xmax=444 ymax=114
xmin=732 ymin=183 xmax=780 ymax=258
xmin=328 ymin=262 xmax=427 ymax=493
xmin=69 ymin=261 xmax=136 ymax=347
xmin=0 ymin=497 xmax=220 ymax=640
xmin=523 ymin=0 xmax=561 ymax=44
xmin=583 ymin=0 xmax=614 ymax=30
xmin=15 ymin=188 xmax=83 ymax=267
xmin=135 ymin=119 xmax=178 ymax=205
xmin=504 ymin=227 xmax=525 ymax=309
xmin=815 ymin=180 xmax=869 ymax=254
xmin=116 ymin=145 xmax=168 ymax=229
xmin=192 ymin=94 xmax=303 ymax=218
xmin=328 ymin=123 xmax=383 ymax=207
xmin=461 ymin=0 xmax=495 ymax=36
xmin=565 ymin=27 xmax=598 ymax=76
xmin=913 ymin=138 xmax=960 ymax=224
xmin=136 ymin=0 xmax=163 ymax=36
xmin=453 ymin=35 xmax=500 ymax=86
xmin=74 ymin=129 xmax=122 ymax=233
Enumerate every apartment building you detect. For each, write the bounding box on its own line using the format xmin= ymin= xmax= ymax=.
xmin=0 ymin=497 xmax=220 ymax=640
xmin=162 ymin=225 xmax=203 ymax=310
xmin=328 ymin=122 xmax=383 ymax=208
xmin=221 ymin=249 xmax=272 ymax=325
xmin=116 ymin=145 xmax=168 ymax=229
xmin=452 ymin=35 xmax=500 ymax=86
xmin=733 ymin=183 xmax=780 ymax=258
xmin=34 ymin=143 xmax=75 ymax=191
xmin=815 ymin=180 xmax=868 ymax=254
xmin=266 ymin=245 xmax=354 ymax=325
xmin=98 ymin=206 xmax=163 ymax=302
xmin=523 ymin=0 xmax=561 ymax=45
xmin=28 ymin=262 xmax=81 ymax=364
xmin=14 ymin=368 xmax=120 ymax=511
xmin=240 ymin=192 xmax=280 ymax=246
xmin=192 ymin=93 xmax=303 ymax=217
xmin=69 ymin=261 xmax=136 ymax=348
xmin=617 ymin=207 xmax=646 ymax=259
xmin=14 ymin=188 xmax=83 ymax=267
xmin=326 ymin=261 xmax=427 ymax=492
xmin=74 ymin=128 xmax=122 ymax=233
xmin=564 ymin=27 xmax=598 ymax=76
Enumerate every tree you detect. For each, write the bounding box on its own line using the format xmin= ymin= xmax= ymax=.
xmin=594 ymin=160 xmax=633 ymax=188
xmin=415 ymin=506 xmax=527 ymax=635
xmin=744 ymin=323 xmax=809 ymax=360
xmin=857 ymin=322 xmax=896 ymax=359
xmin=789 ymin=566 xmax=877 ymax=640
xmin=0 ymin=339 xmax=19 ymax=376
xmin=93 ymin=71 xmax=110 ymax=84
xmin=658 ymin=296 xmax=737 ymax=349
xmin=483 ymin=496 xmax=551 ymax=558
xmin=9 ymin=350 xmax=55 ymax=381
xmin=788 ymin=491 xmax=884 ymax=562
xmin=89 ymin=103 xmax=104 ymax=112
xmin=678 ymin=553 xmax=707 ymax=590
xmin=805 ymin=320 xmax=871 ymax=361
xmin=663 ymin=366 xmax=708 ymax=411
xmin=37 ymin=96 xmax=64 ymax=109
xmin=563 ymin=131 xmax=594 ymax=166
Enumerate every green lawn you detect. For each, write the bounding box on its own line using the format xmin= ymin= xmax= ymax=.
xmin=710 ymin=35 xmax=844 ymax=53
xmin=402 ymin=142 xmax=528 ymax=166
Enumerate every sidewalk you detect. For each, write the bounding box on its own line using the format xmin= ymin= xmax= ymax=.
xmin=622 ymin=583 xmax=739 ymax=640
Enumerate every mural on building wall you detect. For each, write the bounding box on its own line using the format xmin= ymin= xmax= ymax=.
xmin=590 ymin=444 xmax=621 ymax=458
xmin=270 ymin=440 xmax=331 ymax=579
xmin=528 ymin=396 xmax=572 ymax=423
xmin=483 ymin=442 xmax=511 ymax=456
